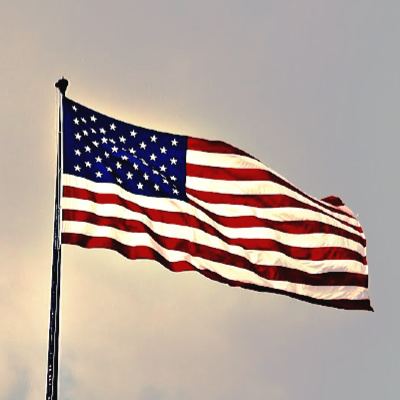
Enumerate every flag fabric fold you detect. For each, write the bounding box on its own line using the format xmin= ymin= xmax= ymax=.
xmin=61 ymin=97 xmax=372 ymax=311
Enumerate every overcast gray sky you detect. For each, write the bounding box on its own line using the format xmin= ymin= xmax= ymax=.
xmin=1 ymin=1 xmax=399 ymax=399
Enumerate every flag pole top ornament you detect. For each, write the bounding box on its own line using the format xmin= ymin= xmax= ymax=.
xmin=55 ymin=77 xmax=69 ymax=96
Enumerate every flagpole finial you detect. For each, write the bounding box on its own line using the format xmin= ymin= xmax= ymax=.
xmin=55 ymin=77 xmax=69 ymax=96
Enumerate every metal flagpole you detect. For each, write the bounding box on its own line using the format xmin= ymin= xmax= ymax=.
xmin=46 ymin=77 xmax=68 ymax=400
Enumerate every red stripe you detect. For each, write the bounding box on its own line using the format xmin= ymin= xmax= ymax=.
xmin=63 ymin=210 xmax=368 ymax=287
xmin=187 ymin=163 xmax=281 ymax=181
xmin=322 ymin=196 xmax=345 ymax=206
xmin=62 ymin=233 xmax=373 ymax=311
xmin=188 ymin=137 xmax=257 ymax=158
xmin=64 ymin=185 xmax=366 ymax=247
xmin=64 ymin=208 xmax=366 ymax=265
xmin=187 ymin=188 xmax=363 ymax=233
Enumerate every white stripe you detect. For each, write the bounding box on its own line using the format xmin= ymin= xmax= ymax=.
xmin=187 ymin=150 xmax=359 ymax=227
xmin=62 ymin=220 xmax=369 ymax=302
xmin=187 ymin=149 xmax=266 ymax=170
xmin=63 ymin=197 xmax=367 ymax=275
xmin=63 ymin=175 xmax=364 ymax=241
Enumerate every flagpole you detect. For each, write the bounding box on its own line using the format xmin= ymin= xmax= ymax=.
xmin=46 ymin=77 xmax=68 ymax=400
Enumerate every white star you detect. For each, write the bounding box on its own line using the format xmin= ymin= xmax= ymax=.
xmin=170 ymin=175 xmax=177 ymax=181
xmin=133 ymin=163 xmax=139 ymax=170
xmin=90 ymin=115 xmax=97 ymax=122
xmin=92 ymin=141 xmax=99 ymax=147
xmin=109 ymin=138 xmax=116 ymax=144
xmin=163 ymin=178 xmax=169 ymax=184
xmin=173 ymin=188 xmax=179 ymax=195
xmin=81 ymin=117 xmax=87 ymax=123
xmin=116 ymin=162 xmax=122 ymax=169
xmin=101 ymin=137 xmax=108 ymax=144
xmin=127 ymin=171 xmax=133 ymax=179
xmin=95 ymin=156 xmax=102 ymax=163
xmin=104 ymin=151 xmax=110 ymax=158
xmin=91 ymin=128 xmax=96 ymax=134
xmin=72 ymin=105 xmax=77 ymax=112
xmin=137 ymin=182 xmax=144 ymax=190
xmin=160 ymin=165 xmax=167 ymax=172
xmin=171 ymin=139 xmax=178 ymax=146
xmin=100 ymin=128 xmax=106 ymax=134
xmin=152 ymin=169 xmax=159 ymax=175
xmin=143 ymin=173 xmax=149 ymax=180
xmin=117 ymin=178 xmax=122 ymax=184
xmin=130 ymin=129 xmax=137 ymax=137
xmin=121 ymin=155 xmax=128 ymax=161
xmin=85 ymin=161 xmax=91 ymax=168
xmin=95 ymin=171 xmax=103 ymax=178
xmin=140 ymin=142 xmax=147 ymax=149
xmin=74 ymin=165 xmax=81 ymax=172
xmin=160 ymin=147 xmax=167 ymax=154
xmin=141 ymin=159 xmax=149 ymax=166
xmin=154 ymin=184 xmax=160 ymax=191
xmin=170 ymin=157 xmax=177 ymax=165
xmin=129 ymin=148 xmax=136 ymax=154
xmin=150 ymin=154 xmax=157 ymax=161
xmin=110 ymin=123 xmax=116 ymax=131
xmin=74 ymin=149 xmax=81 ymax=156
xmin=106 ymin=166 xmax=112 ymax=172
xmin=150 ymin=135 xmax=157 ymax=142
xmin=83 ymin=130 xmax=89 ymax=136
xmin=85 ymin=146 xmax=91 ymax=153
xmin=75 ymin=133 xmax=82 ymax=140
xmin=73 ymin=118 xmax=79 ymax=125
xmin=119 ymin=136 xmax=126 ymax=143
xmin=112 ymin=146 xmax=118 ymax=153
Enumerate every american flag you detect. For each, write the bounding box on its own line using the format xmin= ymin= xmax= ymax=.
xmin=61 ymin=97 xmax=372 ymax=311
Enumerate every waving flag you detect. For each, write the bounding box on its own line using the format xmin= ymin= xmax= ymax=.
xmin=61 ymin=97 xmax=372 ymax=311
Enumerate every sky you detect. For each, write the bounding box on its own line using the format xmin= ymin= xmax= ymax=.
xmin=1 ymin=1 xmax=399 ymax=399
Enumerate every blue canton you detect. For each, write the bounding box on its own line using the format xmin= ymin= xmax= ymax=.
xmin=63 ymin=98 xmax=187 ymax=201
